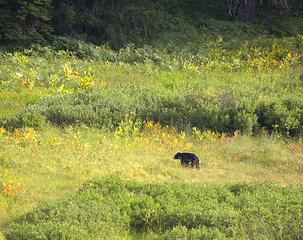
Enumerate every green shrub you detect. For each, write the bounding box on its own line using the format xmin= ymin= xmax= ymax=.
xmin=0 ymin=113 xmax=47 ymax=131
xmin=22 ymin=87 xmax=302 ymax=136
xmin=256 ymin=98 xmax=303 ymax=136
xmin=4 ymin=177 xmax=303 ymax=239
xmin=158 ymin=226 xmax=228 ymax=240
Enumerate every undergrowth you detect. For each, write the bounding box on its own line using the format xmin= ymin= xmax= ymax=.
xmin=11 ymin=85 xmax=302 ymax=136
xmin=4 ymin=177 xmax=303 ymax=239
xmin=1 ymin=35 xmax=303 ymax=137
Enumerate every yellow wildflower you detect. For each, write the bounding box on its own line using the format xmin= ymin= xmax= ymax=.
xmin=0 ymin=127 xmax=6 ymax=135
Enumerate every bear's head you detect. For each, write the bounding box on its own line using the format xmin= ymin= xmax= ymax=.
xmin=173 ymin=152 xmax=181 ymax=159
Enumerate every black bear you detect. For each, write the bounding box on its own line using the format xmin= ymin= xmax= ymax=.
xmin=173 ymin=152 xmax=200 ymax=169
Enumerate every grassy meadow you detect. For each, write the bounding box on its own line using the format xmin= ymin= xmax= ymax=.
xmin=0 ymin=35 xmax=303 ymax=239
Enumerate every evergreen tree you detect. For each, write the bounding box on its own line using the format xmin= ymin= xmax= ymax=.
xmin=0 ymin=0 xmax=52 ymax=43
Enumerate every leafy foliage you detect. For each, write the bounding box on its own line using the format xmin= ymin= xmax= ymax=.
xmin=14 ymin=83 xmax=302 ymax=136
xmin=4 ymin=177 xmax=303 ymax=239
xmin=0 ymin=32 xmax=302 ymax=136
xmin=0 ymin=34 xmax=302 ymax=136
xmin=0 ymin=113 xmax=46 ymax=131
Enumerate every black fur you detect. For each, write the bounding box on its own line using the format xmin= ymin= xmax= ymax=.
xmin=173 ymin=152 xmax=200 ymax=169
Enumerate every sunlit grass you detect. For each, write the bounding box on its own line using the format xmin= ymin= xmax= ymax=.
xmin=0 ymin=88 xmax=53 ymax=118
xmin=1 ymin=124 xmax=302 ymax=227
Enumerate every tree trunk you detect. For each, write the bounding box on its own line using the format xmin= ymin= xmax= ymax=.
xmin=236 ymin=0 xmax=257 ymax=22
xmin=267 ymin=0 xmax=273 ymax=32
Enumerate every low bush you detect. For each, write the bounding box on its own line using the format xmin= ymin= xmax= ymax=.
xmin=17 ymin=87 xmax=303 ymax=136
xmin=4 ymin=177 xmax=303 ymax=239
xmin=0 ymin=113 xmax=47 ymax=131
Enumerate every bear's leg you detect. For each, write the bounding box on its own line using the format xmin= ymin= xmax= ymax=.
xmin=191 ymin=160 xmax=194 ymax=167
xmin=195 ymin=160 xmax=200 ymax=169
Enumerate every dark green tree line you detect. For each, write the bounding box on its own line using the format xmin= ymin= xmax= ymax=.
xmin=0 ymin=0 xmax=301 ymax=47
xmin=0 ymin=0 xmax=52 ymax=42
